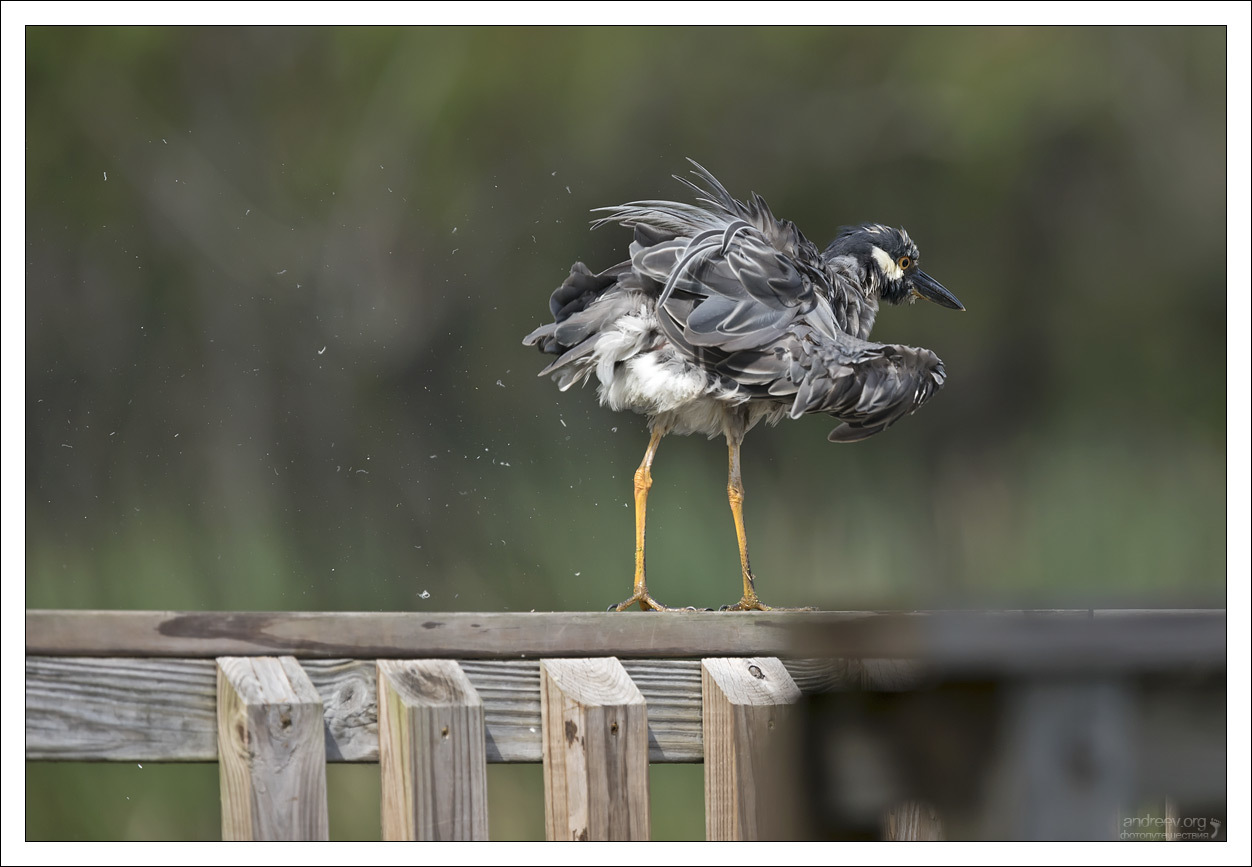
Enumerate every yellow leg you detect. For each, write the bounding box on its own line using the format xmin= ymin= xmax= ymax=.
xmin=611 ymin=427 xmax=676 ymax=611
xmin=722 ymin=434 xmax=772 ymax=611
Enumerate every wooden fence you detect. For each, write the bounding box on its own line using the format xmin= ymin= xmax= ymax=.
xmin=25 ymin=609 xmax=1227 ymax=841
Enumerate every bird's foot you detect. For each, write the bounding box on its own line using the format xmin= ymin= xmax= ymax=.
xmin=609 ymin=591 xmax=675 ymax=612
xmin=609 ymin=591 xmax=709 ymax=612
xmin=719 ymin=592 xmax=816 ymax=612
xmin=719 ymin=595 xmax=772 ymax=612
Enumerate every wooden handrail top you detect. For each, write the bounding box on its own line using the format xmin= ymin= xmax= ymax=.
xmin=25 ymin=609 xmax=1226 ymax=671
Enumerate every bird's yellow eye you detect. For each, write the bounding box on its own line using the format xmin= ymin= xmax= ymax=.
xmin=897 ymin=256 xmax=912 ymax=270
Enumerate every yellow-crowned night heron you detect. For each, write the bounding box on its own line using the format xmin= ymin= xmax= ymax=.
xmin=524 ymin=160 xmax=964 ymax=611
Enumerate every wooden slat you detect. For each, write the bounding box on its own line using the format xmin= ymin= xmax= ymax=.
xmin=24 ymin=656 xmax=217 ymax=760
xmin=702 ymin=657 xmax=802 ymax=841
xmin=216 ymin=657 xmax=329 ymax=841
xmin=24 ymin=644 xmax=1228 ymax=771
xmin=459 ymin=658 xmax=542 ymax=763
xmin=885 ymin=801 xmax=944 ymax=841
xmin=620 ymin=659 xmax=701 ymax=762
xmin=301 ymin=658 xmax=378 ymax=761
xmin=540 ymin=658 xmax=650 ymax=841
xmin=377 ymin=660 xmax=488 ymax=840
xmin=25 ymin=656 xmax=850 ymax=763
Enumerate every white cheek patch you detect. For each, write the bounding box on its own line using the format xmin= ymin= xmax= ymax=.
xmin=871 ymin=246 xmax=904 ymax=281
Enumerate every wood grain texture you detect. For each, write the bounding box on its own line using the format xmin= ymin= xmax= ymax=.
xmin=216 ymin=656 xmax=329 ymax=841
xmin=302 ymin=658 xmax=377 ymax=761
xmin=885 ymin=801 xmax=944 ymax=841
xmin=377 ymin=660 xmax=488 ymax=840
xmin=23 ymin=609 xmax=840 ymax=658
xmin=25 ymin=656 xmax=218 ymax=760
xmin=540 ymin=658 xmax=650 ymax=841
xmin=26 ymin=609 xmax=1226 ymax=670
xmin=702 ymin=657 xmax=802 ymax=841
xmin=621 ymin=659 xmax=702 ymax=762
xmin=27 ymin=656 xmax=844 ymax=763
xmin=459 ymin=659 xmax=542 ymax=763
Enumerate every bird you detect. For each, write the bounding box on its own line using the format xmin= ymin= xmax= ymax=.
xmin=523 ymin=160 xmax=964 ymax=612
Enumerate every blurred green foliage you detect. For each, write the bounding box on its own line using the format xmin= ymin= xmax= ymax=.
xmin=25 ymin=26 xmax=1225 ymax=840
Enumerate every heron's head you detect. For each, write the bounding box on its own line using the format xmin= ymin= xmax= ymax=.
xmin=824 ymin=223 xmax=964 ymax=310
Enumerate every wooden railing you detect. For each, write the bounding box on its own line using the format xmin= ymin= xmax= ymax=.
xmin=24 ymin=609 xmax=1227 ymax=841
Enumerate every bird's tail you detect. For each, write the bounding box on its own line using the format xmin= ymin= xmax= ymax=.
xmin=523 ymin=262 xmax=637 ymax=391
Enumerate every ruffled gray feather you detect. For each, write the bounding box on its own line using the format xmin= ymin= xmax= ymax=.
xmin=525 ymin=160 xmax=950 ymax=442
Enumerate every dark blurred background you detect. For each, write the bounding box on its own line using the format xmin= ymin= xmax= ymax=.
xmin=25 ymin=26 xmax=1226 ymax=840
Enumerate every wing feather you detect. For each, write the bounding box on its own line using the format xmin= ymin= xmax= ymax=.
xmin=527 ymin=161 xmax=948 ymax=443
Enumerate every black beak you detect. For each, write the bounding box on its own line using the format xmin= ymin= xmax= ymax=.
xmin=912 ymin=269 xmax=965 ymax=311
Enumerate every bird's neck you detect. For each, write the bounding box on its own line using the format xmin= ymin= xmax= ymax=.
xmin=825 ymin=255 xmax=881 ymax=339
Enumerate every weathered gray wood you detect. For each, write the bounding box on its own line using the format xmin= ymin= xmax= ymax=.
xmin=25 ymin=609 xmax=834 ymax=658
xmin=216 ymin=656 xmax=329 ymax=841
xmin=459 ymin=659 xmax=542 ymax=762
xmin=540 ymin=658 xmax=650 ymax=840
xmin=702 ymin=657 xmax=802 ymax=840
xmin=621 ymin=659 xmax=702 ymax=762
xmin=377 ymin=660 xmax=488 ymax=840
xmin=29 ymin=609 xmax=1225 ymax=664
xmin=24 ymin=656 xmax=385 ymax=763
xmin=884 ymin=801 xmax=943 ymax=841
xmin=302 ymin=658 xmax=378 ymax=761
xmin=25 ymin=644 xmax=1228 ymax=791
xmin=26 ymin=656 xmax=847 ymax=763
xmin=25 ymin=656 xmax=218 ymax=760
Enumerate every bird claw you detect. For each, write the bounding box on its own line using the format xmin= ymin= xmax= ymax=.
xmin=610 ymin=592 xmax=675 ymax=612
xmin=718 ymin=595 xmax=816 ymax=612
xmin=717 ymin=591 xmax=771 ymax=611
xmin=609 ymin=592 xmax=712 ymax=612
xmin=720 ymin=600 xmax=772 ymax=612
